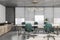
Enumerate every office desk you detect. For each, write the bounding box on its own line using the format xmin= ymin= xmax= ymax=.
xmin=15 ymin=24 xmax=38 ymax=31
xmin=15 ymin=24 xmax=60 ymax=35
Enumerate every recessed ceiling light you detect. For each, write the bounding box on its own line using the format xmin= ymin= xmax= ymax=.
xmin=32 ymin=0 xmax=38 ymax=4
xmin=45 ymin=0 xmax=51 ymax=1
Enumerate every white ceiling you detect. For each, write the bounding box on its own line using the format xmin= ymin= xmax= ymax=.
xmin=0 ymin=0 xmax=60 ymax=7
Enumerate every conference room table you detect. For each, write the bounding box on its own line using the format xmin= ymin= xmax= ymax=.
xmin=15 ymin=24 xmax=60 ymax=35
xmin=14 ymin=24 xmax=60 ymax=40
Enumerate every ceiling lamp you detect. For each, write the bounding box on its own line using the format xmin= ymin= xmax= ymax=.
xmin=32 ymin=0 xmax=38 ymax=4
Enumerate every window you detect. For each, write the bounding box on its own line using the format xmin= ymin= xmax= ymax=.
xmin=54 ymin=18 xmax=60 ymax=24
xmin=15 ymin=18 xmax=24 ymax=25
xmin=35 ymin=15 xmax=44 ymax=24
xmin=15 ymin=7 xmax=24 ymax=25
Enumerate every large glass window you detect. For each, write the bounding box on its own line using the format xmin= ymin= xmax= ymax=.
xmin=15 ymin=7 xmax=54 ymax=25
xmin=15 ymin=18 xmax=24 ymax=25
xmin=44 ymin=7 xmax=54 ymax=23
xmin=54 ymin=8 xmax=60 ymax=25
xmin=25 ymin=7 xmax=34 ymax=21
xmin=0 ymin=5 xmax=5 ymax=23
xmin=15 ymin=7 xmax=25 ymax=25
xmin=35 ymin=15 xmax=44 ymax=25
xmin=34 ymin=8 xmax=44 ymax=26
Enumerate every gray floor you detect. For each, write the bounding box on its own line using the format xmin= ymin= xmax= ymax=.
xmin=0 ymin=31 xmax=18 ymax=40
xmin=0 ymin=30 xmax=45 ymax=40
xmin=0 ymin=30 xmax=60 ymax=40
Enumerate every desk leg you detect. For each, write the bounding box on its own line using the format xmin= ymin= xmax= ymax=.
xmin=57 ymin=26 xmax=59 ymax=35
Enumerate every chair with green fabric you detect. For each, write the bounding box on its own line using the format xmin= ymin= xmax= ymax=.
xmin=44 ymin=22 xmax=54 ymax=33
xmin=25 ymin=23 xmax=33 ymax=32
xmin=44 ymin=22 xmax=55 ymax=40
xmin=18 ymin=22 xmax=36 ymax=40
xmin=22 ymin=23 xmax=35 ymax=39
xmin=44 ymin=19 xmax=55 ymax=40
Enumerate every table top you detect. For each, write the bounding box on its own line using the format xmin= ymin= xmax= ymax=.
xmin=15 ymin=24 xmax=60 ymax=28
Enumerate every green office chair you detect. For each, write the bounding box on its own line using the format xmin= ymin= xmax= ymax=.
xmin=44 ymin=22 xmax=54 ymax=33
xmin=44 ymin=22 xmax=55 ymax=40
xmin=18 ymin=23 xmax=36 ymax=40
xmin=22 ymin=23 xmax=35 ymax=39
xmin=25 ymin=23 xmax=33 ymax=32
xmin=21 ymin=22 xmax=33 ymax=32
xmin=44 ymin=18 xmax=54 ymax=33
xmin=34 ymin=22 xmax=38 ymax=29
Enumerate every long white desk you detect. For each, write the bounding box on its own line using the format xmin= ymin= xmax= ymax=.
xmin=15 ymin=24 xmax=44 ymax=28
xmin=15 ymin=24 xmax=60 ymax=29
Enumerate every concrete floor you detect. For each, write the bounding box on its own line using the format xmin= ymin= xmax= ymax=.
xmin=0 ymin=31 xmax=18 ymax=40
xmin=0 ymin=30 xmax=60 ymax=40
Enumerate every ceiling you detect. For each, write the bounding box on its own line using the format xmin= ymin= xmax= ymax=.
xmin=0 ymin=0 xmax=60 ymax=7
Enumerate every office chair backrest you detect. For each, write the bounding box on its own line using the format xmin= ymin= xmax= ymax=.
xmin=44 ymin=22 xmax=54 ymax=33
xmin=34 ymin=22 xmax=38 ymax=25
xmin=25 ymin=23 xmax=33 ymax=32
xmin=22 ymin=22 xmax=25 ymax=25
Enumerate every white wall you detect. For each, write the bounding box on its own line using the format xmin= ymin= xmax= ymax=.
xmin=0 ymin=4 xmax=5 ymax=23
